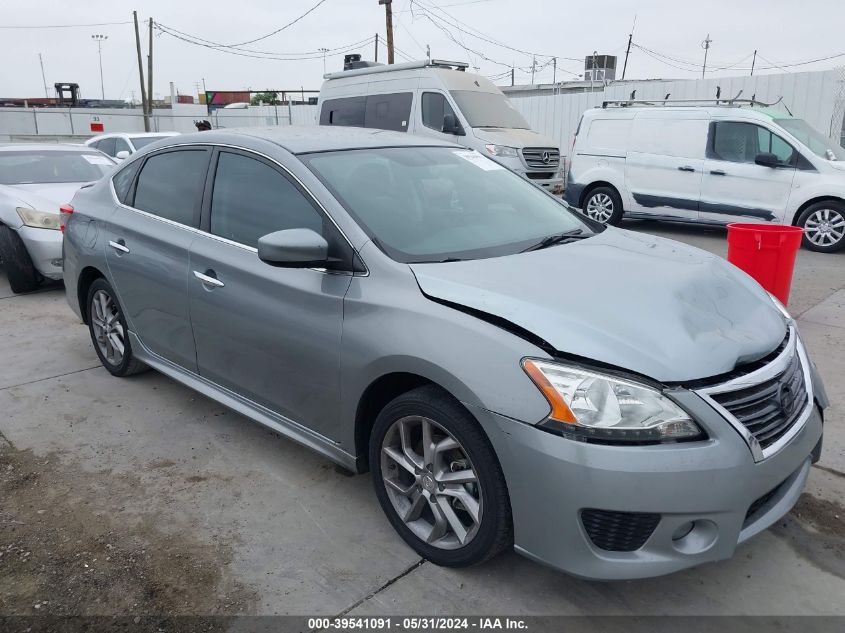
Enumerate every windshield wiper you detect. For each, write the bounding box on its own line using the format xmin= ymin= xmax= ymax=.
xmin=412 ymin=257 xmax=465 ymax=264
xmin=520 ymin=229 xmax=587 ymax=253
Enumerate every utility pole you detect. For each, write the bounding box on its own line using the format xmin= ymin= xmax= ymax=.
xmin=750 ymin=49 xmax=757 ymax=76
xmin=701 ymin=34 xmax=712 ymax=78
xmin=622 ymin=32 xmax=633 ymax=79
xmin=91 ymin=34 xmax=108 ymax=100
xmin=552 ymin=57 xmax=557 ymax=84
xmin=374 ymin=33 xmax=379 ymax=62
xmin=38 ymin=53 xmax=49 ymax=98
xmin=319 ymin=47 xmax=329 ymax=74
xmin=530 ymin=55 xmax=536 ymax=85
xmin=511 ymin=66 xmax=514 ymax=86
xmin=133 ymin=11 xmax=149 ymax=131
xmin=378 ymin=0 xmax=394 ymax=64
xmin=147 ymin=18 xmax=154 ymax=122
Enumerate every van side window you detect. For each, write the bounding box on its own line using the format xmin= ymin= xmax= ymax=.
xmin=709 ymin=121 xmax=795 ymax=166
xmin=319 ymin=97 xmax=365 ymax=127
xmin=421 ymin=92 xmax=456 ymax=132
xmin=364 ymin=92 xmax=412 ymax=132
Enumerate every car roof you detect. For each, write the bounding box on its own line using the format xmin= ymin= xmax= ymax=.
xmin=0 ymin=143 xmax=102 ymax=152
xmin=153 ymin=126 xmax=460 ymax=154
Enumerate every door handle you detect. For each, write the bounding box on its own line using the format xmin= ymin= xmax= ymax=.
xmin=108 ymin=239 xmax=129 ymax=254
xmin=193 ymin=270 xmax=225 ymax=288
xmin=677 ymin=166 xmax=696 ymax=172
xmin=710 ymin=169 xmax=727 ymax=176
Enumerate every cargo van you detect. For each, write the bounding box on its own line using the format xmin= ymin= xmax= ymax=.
xmin=564 ymin=100 xmax=845 ymax=252
xmin=317 ymin=58 xmax=564 ymax=194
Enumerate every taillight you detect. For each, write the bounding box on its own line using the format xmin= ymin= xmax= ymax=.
xmin=59 ymin=204 xmax=74 ymax=233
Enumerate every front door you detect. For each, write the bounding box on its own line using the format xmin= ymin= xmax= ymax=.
xmin=699 ymin=121 xmax=797 ymax=224
xmin=187 ymin=149 xmax=352 ymax=440
xmin=105 ymin=147 xmax=210 ymax=372
xmin=415 ymin=91 xmax=464 ymax=142
xmin=624 ymin=114 xmax=709 ymax=221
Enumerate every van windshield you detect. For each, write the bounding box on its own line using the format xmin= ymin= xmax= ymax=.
xmin=775 ymin=118 xmax=845 ymax=161
xmin=449 ymin=91 xmax=530 ymax=129
xmin=302 ymin=146 xmax=594 ymax=263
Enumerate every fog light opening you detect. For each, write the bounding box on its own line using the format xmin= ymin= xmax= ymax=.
xmin=671 ymin=519 xmax=718 ymax=554
xmin=672 ymin=521 xmax=695 ymax=541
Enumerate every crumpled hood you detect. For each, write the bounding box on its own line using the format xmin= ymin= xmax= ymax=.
xmin=1 ymin=182 xmax=87 ymax=211
xmin=471 ymin=126 xmax=559 ymax=149
xmin=410 ymin=228 xmax=787 ymax=382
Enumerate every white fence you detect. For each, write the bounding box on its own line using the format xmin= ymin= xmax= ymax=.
xmin=508 ymin=69 xmax=845 ymax=162
xmin=0 ymin=103 xmax=319 ymax=142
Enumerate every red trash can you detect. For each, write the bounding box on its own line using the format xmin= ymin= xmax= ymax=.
xmin=726 ymin=223 xmax=804 ymax=306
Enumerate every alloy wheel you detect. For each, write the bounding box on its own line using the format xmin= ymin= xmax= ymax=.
xmin=586 ymin=193 xmax=614 ymax=223
xmin=91 ymin=289 xmax=125 ymax=365
xmin=804 ymin=208 xmax=845 ymax=247
xmin=380 ymin=415 xmax=482 ymax=550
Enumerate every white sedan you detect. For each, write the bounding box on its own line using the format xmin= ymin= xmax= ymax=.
xmin=0 ymin=144 xmax=115 ymax=293
xmin=84 ymin=131 xmax=180 ymax=161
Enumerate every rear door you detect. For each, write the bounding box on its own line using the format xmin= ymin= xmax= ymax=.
xmin=624 ymin=112 xmax=709 ymax=220
xmin=104 ymin=147 xmax=210 ymax=372
xmin=699 ymin=120 xmax=797 ymax=224
xmin=187 ymin=148 xmax=353 ymax=440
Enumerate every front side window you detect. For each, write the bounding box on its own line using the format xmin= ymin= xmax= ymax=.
xmin=114 ymin=138 xmax=132 ymax=155
xmin=97 ymin=137 xmax=117 ymax=157
xmin=132 ymin=149 xmax=209 ymax=226
xmin=302 ymin=147 xmax=594 ymax=263
xmin=364 ymin=92 xmax=412 ymax=132
xmin=421 ymin=92 xmax=457 ymax=132
xmin=210 ymin=151 xmax=323 ymax=248
xmin=449 ymin=90 xmax=529 ymax=129
xmin=0 ymin=151 xmax=114 ymax=185
xmin=710 ymin=121 xmax=795 ymax=165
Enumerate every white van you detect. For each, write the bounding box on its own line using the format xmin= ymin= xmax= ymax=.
xmin=564 ymin=102 xmax=845 ymax=252
xmin=318 ymin=59 xmax=564 ymax=194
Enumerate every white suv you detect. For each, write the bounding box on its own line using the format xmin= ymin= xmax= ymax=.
xmin=84 ymin=132 xmax=180 ymax=161
xmin=564 ymin=103 xmax=845 ymax=252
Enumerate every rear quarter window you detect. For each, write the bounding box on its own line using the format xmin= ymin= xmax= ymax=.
xmin=630 ymin=117 xmax=708 ymax=159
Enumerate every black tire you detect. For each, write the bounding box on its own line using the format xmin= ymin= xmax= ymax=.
xmin=369 ymin=385 xmax=512 ymax=567
xmin=0 ymin=225 xmax=40 ymax=293
xmin=86 ymin=278 xmax=148 ymax=377
xmin=582 ymin=185 xmax=624 ymax=226
xmin=797 ymin=201 xmax=845 ymax=253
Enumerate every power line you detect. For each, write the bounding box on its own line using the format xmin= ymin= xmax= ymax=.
xmin=227 ymin=0 xmax=331 ymax=47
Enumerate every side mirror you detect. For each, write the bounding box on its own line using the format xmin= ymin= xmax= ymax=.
xmin=257 ymin=228 xmax=328 ymax=267
xmin=442 ymin=113 xmax=465 ymax=136
xmin=754 ymin=152 xmax=780 ymax=168
xmin=115 ymin=150 xmax=131 ymax=160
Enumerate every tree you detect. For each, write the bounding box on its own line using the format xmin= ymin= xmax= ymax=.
xmin=250 ymin=91 xmax=279 ymax=105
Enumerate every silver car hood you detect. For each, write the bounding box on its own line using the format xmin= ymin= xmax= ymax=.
xmin=410 ymin=228 xmax=787 ymax=382
xmin=2 ymin=182 xmax=88 ymax=210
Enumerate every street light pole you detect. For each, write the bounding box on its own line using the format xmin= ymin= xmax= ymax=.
xmin=319 ymin=47 xmax=329 ymax=75
xmin=91 ymin=34 xmax=108 ymax=100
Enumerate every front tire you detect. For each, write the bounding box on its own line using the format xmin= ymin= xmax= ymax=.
xmin=0 ymin=225 xmax=40 ymax=293
xmin=797 ymin=202 xmax=845 ymax=253
xmin=369 ymin=385 xmax=512 ymax=567
xmin=582 ymin=186 xmax=624 ymax=225
xmin=87 ymin=278 xmax=148 ymax=377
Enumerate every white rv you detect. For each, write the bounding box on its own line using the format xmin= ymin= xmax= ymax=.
xmin=317 ymin=59 xmax=564 ymax=194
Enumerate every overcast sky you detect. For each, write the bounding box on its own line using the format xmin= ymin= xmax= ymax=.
xmin=3 ymin=0 xmax=845 ymax=101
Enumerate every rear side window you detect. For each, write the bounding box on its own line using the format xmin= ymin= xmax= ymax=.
xmin=364 ymin=92 xmax=412 ymax=132
xmin=132 ymin=150 xmax=209 ymax=226
xmin=209 ymin=151 xmax=323 ymax=247
xmin=421 ymin=92 xmax=457 ymax=132
xmin=320 ymin=97 xmax=365 ymax=127
xmin=112 ymin=160 xmax=141 ymax=203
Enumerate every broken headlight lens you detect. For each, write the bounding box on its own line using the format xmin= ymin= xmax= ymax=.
xmin=522 ymin=359 xmax=704 ymax=444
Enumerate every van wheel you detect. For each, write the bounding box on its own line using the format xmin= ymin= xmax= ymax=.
xmin=583 ymin=186 xmax=624 ymax=225
xmin=797 ymin=202 xmax=845 ymax=253
xmin=0 ymin=225 xmax=40 ymax=294
xmin=369 ymin=385 xmax=512 ymax=567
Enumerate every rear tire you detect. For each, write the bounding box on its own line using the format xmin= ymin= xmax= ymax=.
xmin=369 ymin=385 xmax=512 ymax=568
xmin=582 ymin=185 xmax=624 ymax=226
xmin=0 ymin=225 xmax=40 ymax=294
xmin=87 ymin=278 xmax=148 ymax=377
xmin=797 ymin=202 xmax=845 ymax=253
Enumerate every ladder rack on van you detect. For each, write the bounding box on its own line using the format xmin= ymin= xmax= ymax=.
xmin=323 ymin=59 xmax=469 ymax=80
xmin=601 ymin=92 xmax=786 ymax=110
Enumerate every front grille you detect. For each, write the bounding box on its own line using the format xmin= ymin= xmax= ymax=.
xmin=711 ymin=352 xmax=808 ymax=450
xmin=581 ymin=508 xmax=661 ymax=552
xmin=521 ymin=147 xmax=560 ymax=169
xmin=525 ymin=172 xmax=556 ymax=180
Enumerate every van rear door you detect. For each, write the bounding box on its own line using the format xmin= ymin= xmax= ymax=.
xmin=625 ymin=112 xmax=709 ymax=221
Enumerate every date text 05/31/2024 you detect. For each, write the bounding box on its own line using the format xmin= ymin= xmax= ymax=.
xmin=307 ymin=617 xmax=529 ymax=630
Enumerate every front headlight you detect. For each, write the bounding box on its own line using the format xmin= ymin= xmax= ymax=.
xmin=484 ymin=144 xmax=519 ymax=158
xmin=522 ymin=359 xmax=704 ymax=444
xmin=16 ymin=207 xmax=61 ymax=231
